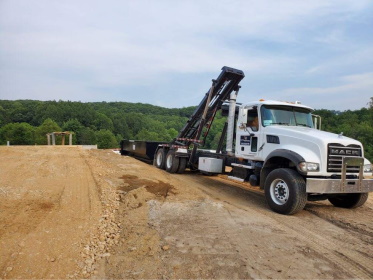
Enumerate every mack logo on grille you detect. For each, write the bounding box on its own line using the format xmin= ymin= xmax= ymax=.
xmin=330 ymin=148 xmax=360 ymax=156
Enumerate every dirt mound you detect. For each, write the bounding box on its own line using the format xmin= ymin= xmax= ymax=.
xmin=119 ymin=175 xmax=176 ymax=198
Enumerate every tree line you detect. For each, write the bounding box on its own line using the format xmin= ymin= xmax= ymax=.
xmin=0 ymin=99 xmax=372 ymax=162
xmin=0 ymin=100 xmax=194 ymax=149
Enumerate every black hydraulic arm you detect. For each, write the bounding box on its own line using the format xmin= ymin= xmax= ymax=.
xmin=173 ymin=66 xmax=245 ymax=148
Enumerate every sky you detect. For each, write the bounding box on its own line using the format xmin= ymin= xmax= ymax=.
xmin=0 ymin=0 xmax=372 ymax=111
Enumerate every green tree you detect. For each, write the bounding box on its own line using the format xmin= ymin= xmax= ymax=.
xmin=94 ymin=113 xmax=114 ymax=131
xmin=78 ymin=127 xmax=97 ymax=145
xmin=0 ymin=105 xmax=8 ymax=127
xmin=35 ymin=118 xmax=61 ymax=145
xmin=115 ymin=134 xmax=124 ymax=144
xmin=124 ymin=113 xmax=146 ymax=136
xmin=112 ymin=114 xmax=132 ymax=140
xmin=95 ymin=129 xmax=118 ymax=149
xmin=0 ymin=123 xmax=35 ymax=145
xmin=62 ymin=119 xmax=83 ymax=132
xmin=62 ymin=119 xmax=83 ymax=145
xmin=167 ymin=128 xmax=178 ymax=139
xmin=135 ymin=129 xmax=161 ymax=141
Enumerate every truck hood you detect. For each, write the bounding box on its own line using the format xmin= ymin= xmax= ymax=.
xmin=265 ymin=126 xmax=362 ymax=147
xmin=262 ymin=125 xmax=364 ymax=168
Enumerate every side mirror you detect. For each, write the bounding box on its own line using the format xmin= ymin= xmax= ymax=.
xmin=312 ymin=114 xmax=322 ymax=130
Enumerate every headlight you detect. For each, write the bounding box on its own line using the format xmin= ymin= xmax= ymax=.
xmin=364 ymin=164 xmax=372 ymax=173
xmin=298 ymin=162 xmax=320 ymax=172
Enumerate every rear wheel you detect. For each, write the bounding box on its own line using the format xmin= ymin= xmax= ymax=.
xmin=154 ymin=148 xmax=166 ymax=170
xmin=264 ymin=168 xmax=307 ymax=215
xmin=165 ymin=150 xmax=180 ymax=173
xmin=177 ymin=157 xmax=187 ymax=174
xmin=328 ymin=193 xmax=368 ymax=208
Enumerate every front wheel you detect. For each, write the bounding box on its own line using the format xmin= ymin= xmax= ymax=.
xmin=328 ymin=193 xmax=368 ymax=208
xmin=264 ymin=168 xmax=307 ymax=215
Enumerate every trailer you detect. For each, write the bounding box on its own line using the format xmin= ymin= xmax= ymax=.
xmin=120 ymin=140 xmax=167 ymax=163
xmin=121 ymin=66 xmax=373 ymax=215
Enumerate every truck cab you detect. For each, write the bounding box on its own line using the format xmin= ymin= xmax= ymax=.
xmin=234 ymin=100 xmax=372 ymax=214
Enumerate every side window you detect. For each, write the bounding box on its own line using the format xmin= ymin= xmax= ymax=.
xmin=251 ymin=137 xmax=258 ymax=152
xmin=247 ymin=109 xmax=259 ymax=131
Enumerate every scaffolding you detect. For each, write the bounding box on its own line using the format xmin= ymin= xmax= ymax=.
xmin=46 ymin=132 xmax=73 ymax=145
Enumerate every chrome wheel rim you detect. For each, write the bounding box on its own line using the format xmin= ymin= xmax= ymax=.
xmin=166 ymin=154 xmax=173 ymax=169
xmin=156 ymin=152 xmax=163 ymax=166
xmin=270 ymin=179 xmax=289 ymax=205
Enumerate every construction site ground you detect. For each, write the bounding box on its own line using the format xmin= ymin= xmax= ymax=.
xmin=0 ymin=146 xmax=372 ymax=279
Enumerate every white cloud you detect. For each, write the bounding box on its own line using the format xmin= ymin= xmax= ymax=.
xmin=280 ymin=72 xmax=373 ymax=110
xmin=283 ymin=72 xmax=373 ymax=95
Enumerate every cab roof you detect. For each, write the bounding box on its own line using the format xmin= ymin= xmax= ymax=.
xmin=243 ymin=100 xmax=314 ymax=111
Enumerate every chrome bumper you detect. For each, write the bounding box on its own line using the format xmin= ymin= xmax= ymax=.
xmin=306 ymin=178 xmax=373 ymax=193
xmin=306 ymin=157 xmax=373 ymax=193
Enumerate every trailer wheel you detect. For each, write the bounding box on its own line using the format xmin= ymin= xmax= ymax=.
xmin=154 ymin=148 xmax=166 ymax=170
xmin=165 ymin=150 xmax=180 ymax=173
xmin=328 ymin=193 xmax=368 ymax=208
xmin=177 ymin=158 xmax=187 ymax=174
xmin=264 ymin=168 xmax=307 ymax=215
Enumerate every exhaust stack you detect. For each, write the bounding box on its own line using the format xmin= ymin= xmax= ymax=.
xmin=226 ymin=91 xmax=238 ymax=154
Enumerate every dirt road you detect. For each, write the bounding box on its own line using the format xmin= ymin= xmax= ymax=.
xmin=0 ymin=146 xmax=372 ymax=279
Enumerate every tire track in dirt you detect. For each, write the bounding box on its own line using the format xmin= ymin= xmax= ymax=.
xmin=305 ymin=206 xmax=373 ymax=241
xmin=268 ymin=212 xmax=373 ymax=279
xmin=186 ymin=174 xmax=373 ymax=279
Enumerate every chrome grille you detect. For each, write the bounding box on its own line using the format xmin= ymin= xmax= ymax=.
xmin=327 ymin=143 xmax=362 ymax=173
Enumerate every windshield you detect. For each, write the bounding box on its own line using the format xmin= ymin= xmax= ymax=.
xmin=261 ymin=105 xmax=313 ymax=128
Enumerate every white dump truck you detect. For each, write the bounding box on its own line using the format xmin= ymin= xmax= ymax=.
xmin=121 ymin=66 xmax=373 ymax=214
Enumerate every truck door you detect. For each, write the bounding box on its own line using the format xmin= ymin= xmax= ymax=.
xmin=236 ymin=106 xmax=262 ymax=159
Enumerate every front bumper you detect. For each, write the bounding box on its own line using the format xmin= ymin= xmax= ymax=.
xmin=306 ymin=178 xmax=373 ymax=193
xmin=306 ymin=156 xmax=373 ymax=193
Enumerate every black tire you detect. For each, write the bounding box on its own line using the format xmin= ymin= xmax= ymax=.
xmin=154 ymin=148 xmax=166 ymax=170
xmin=328 ymin=193 xmax=368 ymax=208
xmin=165 ymin=150 xmax=180 ymax=173
xmin=177 ymin=157 xmax=187 ymax=174
xmin=264 ymin=168 xmax=307 ymax=215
